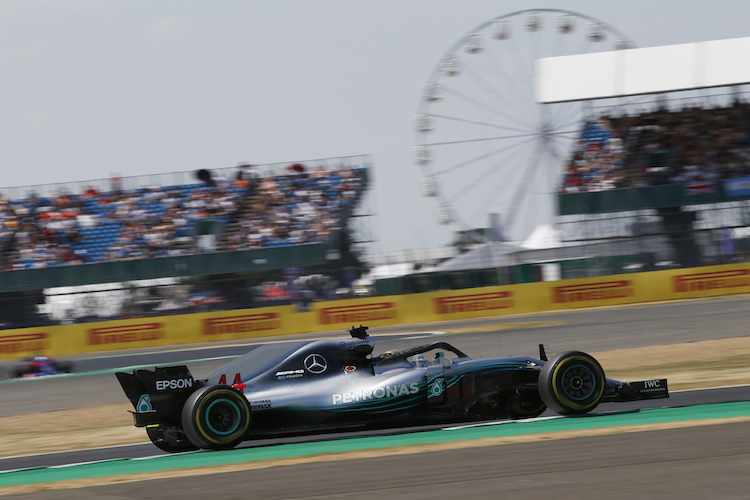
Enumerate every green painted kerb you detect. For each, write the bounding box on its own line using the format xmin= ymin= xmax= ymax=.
xmin=2 ymin=401 xmax=749 ymax=488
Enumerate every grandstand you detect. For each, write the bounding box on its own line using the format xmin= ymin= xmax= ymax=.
xmin=543 ymin=38 xmax=750 ymax=271
xmin=1 ymin=158 xmax=368 ymax=269
xmin=0 ymin=155 xmax=372 ymax=327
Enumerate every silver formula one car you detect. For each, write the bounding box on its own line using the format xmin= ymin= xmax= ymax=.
xmin=116 ymin=326 xmax=668 ymax=452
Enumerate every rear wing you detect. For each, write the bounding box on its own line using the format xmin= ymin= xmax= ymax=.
xmin=603 ymin=378 xmax=669 ymax=403
xmin=115 ymin=365 xmax=202 ymax=427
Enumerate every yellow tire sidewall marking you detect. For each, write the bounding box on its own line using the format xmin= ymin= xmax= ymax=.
xmin=551 ymin=356 xmax=604 ymax=411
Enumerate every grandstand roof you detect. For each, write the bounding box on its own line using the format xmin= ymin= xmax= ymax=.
xmin=536 ymin=36 xmax=750 ymax=103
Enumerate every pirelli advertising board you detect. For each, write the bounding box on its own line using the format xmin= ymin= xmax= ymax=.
xmin=428 ymin=291 xmax=518 ymax=320
xmin=202 ymin=312 xmax=283 ymax=337
xmin=313 ymin=300 xmax=400 ymax=327
xmin=0 ymin=306 xmax=293 ymax=361
xmin=0 ymin=332 xmax=52 ymax=359
xmin=668 ymin=268 xmax=750 ymax=297
xmin=1 ymin=263 xmax=749 ymax=360
xmin=542 ymin=278 xmax=636 ymax=310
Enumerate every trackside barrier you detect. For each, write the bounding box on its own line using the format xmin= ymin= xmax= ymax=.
xmin=1 ymin=262 xmax=749 ymax=360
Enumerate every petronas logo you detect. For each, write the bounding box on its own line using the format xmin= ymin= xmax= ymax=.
xmin=429 ymin=378 xmax=445 ymax=397
xmin=137 ymin=394 xmax=153 ymax=412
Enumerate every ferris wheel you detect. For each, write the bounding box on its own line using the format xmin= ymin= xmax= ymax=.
xmin=414 ymin=9 xmax=636 ymax=242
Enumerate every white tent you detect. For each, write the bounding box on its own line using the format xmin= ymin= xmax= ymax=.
xmin=431 ymin=241 xmax=526 ymax=272
xmin=521 ymin=224 xmax=562 ymax=249
xmin=361 ymin=262 xmax=417 ymax=281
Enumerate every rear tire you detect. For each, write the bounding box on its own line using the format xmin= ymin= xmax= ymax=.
xmin=181 ymin=385 xmax=251 ymax=450
xmin=538 ymin=351 xmax=605 ymax=415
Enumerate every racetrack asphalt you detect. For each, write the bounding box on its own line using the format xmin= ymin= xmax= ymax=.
xmin=5 ymin=416 xmax=750 ymax=499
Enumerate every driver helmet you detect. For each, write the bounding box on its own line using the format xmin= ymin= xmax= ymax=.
xmin=380 ymin=349 xmax=403 ymax=359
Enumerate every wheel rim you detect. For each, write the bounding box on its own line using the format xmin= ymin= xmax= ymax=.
xmin=205 ymin=398 xmax=242 ymax=436
xmin=561 ymin=364 xmax=596 ymax=401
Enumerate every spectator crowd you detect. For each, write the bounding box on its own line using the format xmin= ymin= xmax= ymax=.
xmin=560 ymin=117 xmax=627 ymax=193
xmin=0 ymin=164 xmax=365 ymax=271
xmin=227 ymin=166 xmax=362 ymax=250
xmin=560 ymin=99 xmax=750 ymax=193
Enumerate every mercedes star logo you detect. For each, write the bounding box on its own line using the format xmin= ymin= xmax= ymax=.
xmin=304 ymin=354 xmax=327 ymax=374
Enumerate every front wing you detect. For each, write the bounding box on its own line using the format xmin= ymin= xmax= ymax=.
xmin=602 ymin=378 xmax=669 ymax=402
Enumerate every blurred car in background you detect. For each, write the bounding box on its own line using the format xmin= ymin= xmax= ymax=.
xmin=11 ymin=355 xmax=74 ymax=378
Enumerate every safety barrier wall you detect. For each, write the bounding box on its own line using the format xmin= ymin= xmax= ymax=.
xmin=558 ymin=182 xmax=750 ymax=215
xmin=2 ymin=262 xmax=749 ymax=360
xmin=0 ymin=244 xmax=328 ymax=293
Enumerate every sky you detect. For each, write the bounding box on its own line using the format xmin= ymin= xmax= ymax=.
xmin=2 ymin=0 xmax=750 ymax=255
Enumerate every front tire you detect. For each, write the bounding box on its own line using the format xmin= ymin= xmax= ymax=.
xmin=181 ymin=385 xmax=251 ymax=450
xmin=538 ymin=351 xmax=605 ymax=415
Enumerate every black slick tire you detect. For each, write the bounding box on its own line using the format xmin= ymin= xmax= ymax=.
xmin=538 ymin=351 xmax=605 ymax=415
xmin=181 ymin=385 xmax=251 ymax=450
